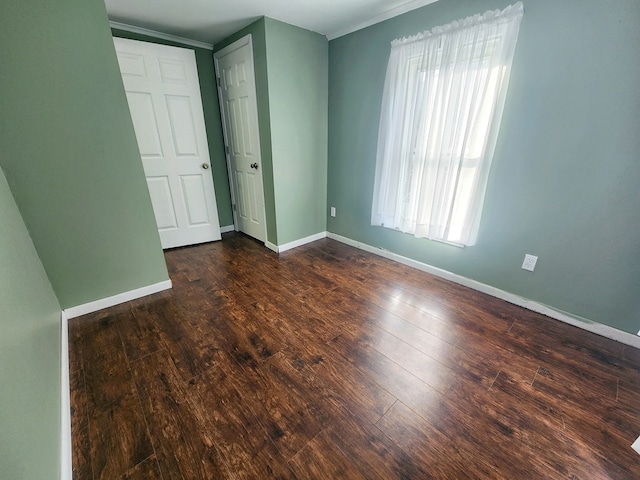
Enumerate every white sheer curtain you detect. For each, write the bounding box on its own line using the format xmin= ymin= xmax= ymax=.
xmin=371 ymin=3 xmax=523 ymax=246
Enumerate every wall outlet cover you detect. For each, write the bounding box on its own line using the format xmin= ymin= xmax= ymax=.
xmin=522 ymin=254 xmax=538 ymax=272
xmin=632 ymin=436 xmax=640 ymax=456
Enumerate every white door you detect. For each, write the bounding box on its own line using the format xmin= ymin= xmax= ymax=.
xmin=214 ymin=35 xmax=266 ymax=242
xmin=113 ymin=37 xmax=221 ymax=249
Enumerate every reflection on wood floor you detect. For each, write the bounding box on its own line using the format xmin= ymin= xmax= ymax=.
xmin=69 ymin=232 xmax=640 ymax=479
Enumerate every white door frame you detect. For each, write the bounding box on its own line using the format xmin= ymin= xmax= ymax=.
xmin=213 ymin=34 xmax=268 ymax=244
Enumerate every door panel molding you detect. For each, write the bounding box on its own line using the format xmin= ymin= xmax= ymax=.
xmin=114 ymin=37 xmax=221 ymax=249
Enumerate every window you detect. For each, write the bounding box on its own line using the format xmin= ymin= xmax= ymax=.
xmin=371 ymin=3 xmax=524 ymax=246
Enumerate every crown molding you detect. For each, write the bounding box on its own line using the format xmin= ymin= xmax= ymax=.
xmin=109 ymin=21 xmax=214 ymax=50
xmin=326 ymin=0 xmax=439 ymax=40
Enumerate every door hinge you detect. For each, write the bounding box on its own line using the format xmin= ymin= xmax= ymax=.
xmin=232 ymin=203 xmax=236 ymax=211
xmin=225 ymin=145 xmax=230 ymax=155
xmin=216 ymin=76 xmax=221 ymax=87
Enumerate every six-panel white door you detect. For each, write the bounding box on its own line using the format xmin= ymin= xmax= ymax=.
xmin=113 ymin=37 xmax=221 ymax=249
xmin=214 ymin=35 xmax=267 ymax=242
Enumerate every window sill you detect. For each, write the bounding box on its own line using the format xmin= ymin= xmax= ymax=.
xmin=387 ymin=226 xmax=465 ymax=248
xmin=428 ymin=237 xmax=465 ymax=249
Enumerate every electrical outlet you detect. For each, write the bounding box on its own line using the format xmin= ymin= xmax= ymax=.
xmin=330 ymin=207 xmax=336 ymax=217
xmin=521 ymin=254 xmax=538 ymax=272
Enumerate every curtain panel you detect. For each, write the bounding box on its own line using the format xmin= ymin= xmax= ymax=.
xmin=371 ymin=2 xmax=524 ymax=246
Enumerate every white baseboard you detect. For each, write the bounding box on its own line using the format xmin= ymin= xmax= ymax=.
xmin=60 ymin=310 xmax=72 ymax=480
xmin=220 ymin=224 xmax=235 ymax=234
xmin=60 ymin=280 xmax=172 ymax=475
xmin=265 ymin=241 xmax=279 ymax=253
xmin=327 ymin=232 xmax=640 ymax=349
xmin=63 ymin=280 xmax=172 ymax=319
xmin=277 ymin=231 xmax=328 ymax=253
xmin=264 ymin=231 xmax=328 ymax=253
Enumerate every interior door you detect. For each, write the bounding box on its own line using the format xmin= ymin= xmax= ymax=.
xmin=113 ymin=37 xmax=221 ymax=249
xmin=214 ymin=35 xmax=266 ymax=242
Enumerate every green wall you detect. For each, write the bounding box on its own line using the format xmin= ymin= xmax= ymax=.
xmin=265 ymin=18 xmax=328 ymax=245
xmin=216 ymin=17 xmax=329 ymax=246
xmin=328 ymin=0 xmax=640 ymax=334
xmin=0 ymin=169 xmax=61 ymax=479
xmin=111 ymin=29 xmax=234 ymax=227
xmin=1 ymin=0 xmax=169 ymax=309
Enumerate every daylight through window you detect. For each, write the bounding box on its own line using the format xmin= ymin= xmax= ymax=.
xmin=371 ymin=3 xmax=524 ymax=246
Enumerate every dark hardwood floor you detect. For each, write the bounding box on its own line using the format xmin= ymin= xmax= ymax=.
xmin=69 ymin=232 xmax=640 ymax=479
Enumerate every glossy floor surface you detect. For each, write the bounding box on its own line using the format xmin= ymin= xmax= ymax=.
xmin=69 ymin=233 xmax=640 ymax=479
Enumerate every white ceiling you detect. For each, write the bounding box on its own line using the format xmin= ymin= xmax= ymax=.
xmin=104 ymin=0 xmax=440 ymax=47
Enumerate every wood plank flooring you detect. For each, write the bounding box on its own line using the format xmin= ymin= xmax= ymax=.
xmin=69 ymin=233 xmax=640 ymax=479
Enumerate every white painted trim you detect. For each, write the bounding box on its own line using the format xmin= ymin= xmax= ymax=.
xmin=63 ymin=280 xmax=172 ymax=319
xmin=109 ymin=21 xmax=213 ymax=50
xmin=277 ymin=232 xmax=328 ymax=253
xmin=265 ymin=241 xmax=279 ymax=253
xmin=326 ymin=0 xmax=440 ymax=40
xmin=60 ymin=311 xmax=72 ymax=480
xmin=214 ymin=34 xmax=251 ymax=57
xmin=632 ymin=436 xmax=640 ymax=456
xmin=220 ymin=224 xmax=235 ymax=234
xmin=327 ymin=232 xmax=640 ymax=349
xmin=263 ymin=232 xmax=328 ymax=254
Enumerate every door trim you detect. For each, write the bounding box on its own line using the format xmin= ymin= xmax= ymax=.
xmin=213 ymin=34 xmax=268 ymax=244
xmin=214 ymin=33 xmax=250 ymax=58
